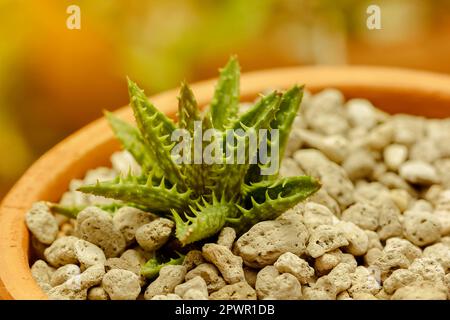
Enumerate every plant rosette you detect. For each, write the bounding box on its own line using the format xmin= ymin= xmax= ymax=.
xmin=1 ymin=62 xmax=450 ymax=300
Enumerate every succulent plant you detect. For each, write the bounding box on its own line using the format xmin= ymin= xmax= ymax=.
xmin=75 ymin=57 xmax=320 ymax=246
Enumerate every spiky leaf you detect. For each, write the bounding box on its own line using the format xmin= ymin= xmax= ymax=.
xmin=249 ymin=86 xmax=303 ymax=180
xmin=270 ymin=85 xmax=303 ymax=163
xmin=211 ymin=128 xmax=258 ymax=199
xmin=232 ymin=91 xmax=281 ymax=131
xmin=177 ymin=82 xmax=221 ymax=196
xmin=105 ymin=111 xmax=160 ymax=174
xmin=172 ymin=195 xmax=237 ymax=245
xmin=210 ymin=56 xmax=240 ymax=130
xmin=128 ymin=79 xmax=184 ymax=187
xmin=231 ymin=176 xmax=321 ymax=233
xmin=217 ymin=93 xmax=282 ymax=196
xmin=48 ymin=202 xmax=153 ymax=219
xmin=78 ymin=174 xmax=193 ymax=214
xmin=177 ymin=82 xmax=201 ymax=135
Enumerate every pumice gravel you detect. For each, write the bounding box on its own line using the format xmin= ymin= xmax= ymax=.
xmin=26 ymin=63 xmax=450 ymax=300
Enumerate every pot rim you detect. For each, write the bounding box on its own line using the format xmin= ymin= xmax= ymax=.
xmin=1 ymin=65 xmax=450 ymax=300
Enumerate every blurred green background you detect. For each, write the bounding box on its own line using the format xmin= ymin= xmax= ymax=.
xmin=1 ymin=0 xmax=450 ymax=198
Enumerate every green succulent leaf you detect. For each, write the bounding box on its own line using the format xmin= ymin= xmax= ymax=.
xmin=48 ymin=202 xmax=126 ymax=219
xmin=141 ymin=253 xmax=185 ymax=279
xmin=105 ymin=111 xmax=161 ymax=174
xmin=232 ymin=91 xmax=281 ymax=131
xmin=271 ymin=85 xmax=304 ymax=164
xmin=209 ymin=56 xmax=240 ymax=130
xmin=231 ymin=176 xmax=321 ymax=233
xmin=128 ymin=79 xmax=184 ymax=187
xmin=211 ymin=127 xmax=259 ymax=199
xmin=48 ymin=202 xmax=153 ymax=219
xmin=48 ymin=204 xmax=80 ymax=219
xmin=183 ymin=162 xmax=223 ymax=199
xmin=77 ymin=174 xmax=193 ymax=214
xmin=177 ymin=82 xmax=221 ymax=196
xmin=244 ymin=128 xmax=280 ymax=183
xmin=242 ymin=88 xmax=302 ymax=183
xmin=177 ymin=82 xmax=201 ymax=135
xmin=172 ymin=194 xmax=238 ymax=246
xmin=218 ymin=92 xmax=281 ymax=194
xmin=178 ymin=84 xmax=221 ymax=196
xmin=128 ymin=78 xmax=176 ymax=135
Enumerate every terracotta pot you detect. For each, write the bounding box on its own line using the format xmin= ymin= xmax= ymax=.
xmin=1 ymin=66 xmax=450 ymax=300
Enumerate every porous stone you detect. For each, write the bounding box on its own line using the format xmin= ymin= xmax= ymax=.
xmin=422 ymin=243 xmax=450 ymax=272
xmin=365 ymin=230 xmax=383 ymax=250
xmin=409 ymin=257 xmax=445 ymax=284
xmin=279 ymin=157 xmax=304 ymax=177
xmin=51 ymin=264 xmax=81 ymax=287
xmin=274 ymin=252 xmax=315 ymax=284
xmin=341 ymin=202 xmax=379 ymax=231
xmin=174 ymin=276 xmax=208 ymax=300
xmin=203 ymin=244 xmax=245 ymax=284
xmin=185 ymin=263 xmax=226 ymax=293
xmin=326 ymin=263 xmax=355 ymax=293
xmin=403 ymin=211 xmax=441 ymax=246
xmin=336 ymin=221 xmax=369 ymax=256
xmin=399 ymin=160 xmax=439 ymax=185
xmin=44 ymin=236 xmax=79 ymax=267
xmin=364 ymin=248 xmax=383 ymax=266
xmin=77 ymin=207 xmax=126 ymax=258
xmin=383 ymin=144 xmax=408 ymax=171
xmin=383 ymin=269 xmax=417 ymax=294
xmin=48 ymin=278 xmax=88 ymax=300
xmin=30 ymin=260 xmax=55 ymax=293
xmin=409 ymin=139 xmax=441 ymax=163
xmin=243 ymin=267 xmax=258 ymax=288
xmin=294 ymin=149 xmax=355 ymax=209
xmin=135 ymin=218 xmax=174 ymax=252
xmin=342 ymin=148 xmax=375 ymax=181
xmin=307 ymin=188 xmax=341 ymax=217
xmin=255 ymin=266 xmax=302 ymax=300
xmin=314 ymin=249 xmax=342 ymax=275
xmin=373 ymin=195 xmax=403 ymax=241
xmin=217 ymin=227 xmax=236 ymax=250
xmin=102 ymin=269 xmax=141 ymax=300
xmin=306 ymin=225 xmax=349 ymax=258
xmin=209 ymin=281 xmax=257 ymax=300
xmin=80 ymin=263 xmax=106 ymax=289
xmin=303 ymin=202 xmax=338 ymax=231
xmin=391 ymin=281 xmax=447 ymax=300
xmin=297 ymin=129 xmax=349 ymax=163
xmin=346 ymin=98 xmax=377 ymax=129
xmin=25 ymin=202 xmax=58 ymax=245
xmin=74 ymin=239 xmax=106 ymax=269
xmin=87 ymin=286 xmax=109 ymax=300
xmin=366 ymin=122 xmax=394 ymax=150
xmin=182 ymin=250 xmax=205 ymax=271
xmin=112 ymin=206 xmax=156 ymax=244
xmin=348 ymin=266 xmax=381 ymax=296
xmin=392 ymin=115 xmax=425 ymax=146
xmin=144 ymin=265 xmax=187 ymax=299
xmin=234 ymin=212 xmax=309 ymax=267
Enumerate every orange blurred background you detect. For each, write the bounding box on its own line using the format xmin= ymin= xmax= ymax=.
xmin=1 ymin=0 xmax=450 ymax=198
